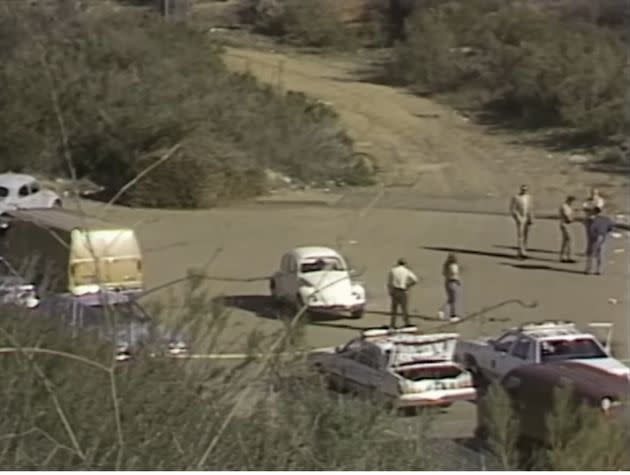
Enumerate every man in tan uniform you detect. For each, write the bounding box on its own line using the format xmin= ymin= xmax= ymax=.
xmin=509 ymin=185 xmax=534 ymax=259
xmin=387 ymin=258 xmax=418 ymax=328
xmin=559 ymin=195 xmax=576 ymax=263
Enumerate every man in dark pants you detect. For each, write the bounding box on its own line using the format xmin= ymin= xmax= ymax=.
xmin=387 ymin=258 xmax=418 ymax=328
xmin=585 ymin=207 xmax=615 ymax=275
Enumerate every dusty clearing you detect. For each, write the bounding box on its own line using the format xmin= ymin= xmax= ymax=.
xmin=223 ymin=47 xmax=628 ymax=212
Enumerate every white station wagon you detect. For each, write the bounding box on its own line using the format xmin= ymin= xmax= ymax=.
xmin=0 ymin=173 xmax=62 ymax=212
xmin=309 ymin=327 xmax=477 ymax=410
xmin=270 ymin=246 xmax=366 ymax=318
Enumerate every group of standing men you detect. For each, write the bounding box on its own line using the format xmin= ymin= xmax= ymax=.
xmin=509 ymin=185 xmax=616 ymax=275
xmin=385 ymin=185 xmax=619 ymax=329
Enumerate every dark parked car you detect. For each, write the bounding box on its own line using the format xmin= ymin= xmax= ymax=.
xmin=0 ymin=256 xmax=39 ymax=308
xmin=476 ymin=361 xmax=630 ymax=446
xmin=36 ymin=290 xmax=188 ymax=361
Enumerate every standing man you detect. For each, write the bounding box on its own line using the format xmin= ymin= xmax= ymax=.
xmin=582 ymin=187 xmax=605 ymax=255
xmin=509 ymin=185 xmax=534 ymax=259
xmin=387 ymin=258 xmax=418 ymax=328
xmin=585 ymin=207 xmax=615 ymax=275
xmin=559 ymin=195 xmax=576 ymax=263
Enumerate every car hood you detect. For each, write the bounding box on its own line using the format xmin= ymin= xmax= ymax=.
xmin=570 ymin=357 xmax=630 ymax=377
xmin=300 ymin=271 xmax=353 ymax=294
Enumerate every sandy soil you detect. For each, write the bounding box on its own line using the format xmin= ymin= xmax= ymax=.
xmin=223 ymin=46 xmax=628 ymax=212
xmin=82 ymin=200 xmax=630 ymax=362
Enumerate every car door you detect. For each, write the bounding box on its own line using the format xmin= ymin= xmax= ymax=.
xmin=344 ymin=343 xmax=385 ymax=395
xmin=15 ymin=184 xmax=30 ymax=208
xmin=487 ymin=332 xmax=518 ymax=379
xmin=496 ymin=336 xmax=534 ymax=377
xmin=28 ymin=181 xmax=44 ymax=207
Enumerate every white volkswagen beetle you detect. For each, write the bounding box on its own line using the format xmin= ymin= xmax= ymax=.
xmin=270 ymin=246 xmax=366 ymax=318
xmin=0 ymin=173 xmax=62 ymax=212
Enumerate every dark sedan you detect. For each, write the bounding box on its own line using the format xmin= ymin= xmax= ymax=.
xmin=36 ymin=290 xmax=188 ymax=361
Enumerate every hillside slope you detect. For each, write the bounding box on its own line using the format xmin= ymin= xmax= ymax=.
xmin=224 ymin=46 xmax=628 ymax=212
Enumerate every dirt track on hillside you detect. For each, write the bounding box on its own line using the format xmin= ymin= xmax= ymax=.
xmin=223 ymin=47 xmax=628 ymax=211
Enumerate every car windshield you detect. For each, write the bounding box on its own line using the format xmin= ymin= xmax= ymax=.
xmin=300 ymin=256 xmax=346 ymax=273
xmin=0 ymin=186 xmax=8 ymax=199
xmin=540 ymin=337 xmax=607 ymax=362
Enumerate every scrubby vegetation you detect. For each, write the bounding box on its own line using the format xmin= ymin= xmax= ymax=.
xmin=480 ymin=382 xmax=630 ymax=470
xmin=0 ymin=2 xmax=372 ymax=209
xmin=0 ymin=289 xmax=474 ymax=471
xmin=238 ymin=0 xmax=626 ymax=148
xmin=2 ymin=290 xmax=628 ymax=470
xmin=244 ymin=0 xmax=357 ymax=49
xmin=388 ymin=1 xmax=626 ymax=144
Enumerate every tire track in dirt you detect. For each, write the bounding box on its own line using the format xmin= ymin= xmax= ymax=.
xmin=223 ymin=47 xmax=628 ymax=211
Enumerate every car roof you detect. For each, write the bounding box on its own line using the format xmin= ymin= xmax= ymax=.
xmin=364 ymin=333 xmax=460 ymax=350
xmin=291 ymin=246 xmax=342 ymax=260
xmin=52 ymin=290 xmax=135 ymax=307
xmin=508 ymin=321 xmax=594 ymax=341
xmin=0 ymin=173 xmax=37 ymax=188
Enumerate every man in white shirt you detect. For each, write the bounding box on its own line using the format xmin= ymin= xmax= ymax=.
xmin=509 ymin=185 xmax=534 ymax=259
xmin=559 ymin=195 xmax=576 ymax=263
xmin=387 ymin=258 xmax=418 ymax=328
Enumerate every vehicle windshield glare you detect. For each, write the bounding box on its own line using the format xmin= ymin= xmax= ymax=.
xmin=300 ymin=256 xmax=346 ymax=273
xmin=540 ymin=337 xmax=607 ymax=361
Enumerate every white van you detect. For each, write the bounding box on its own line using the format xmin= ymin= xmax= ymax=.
xmin=2 ymin=208 xmax=144 ymax=296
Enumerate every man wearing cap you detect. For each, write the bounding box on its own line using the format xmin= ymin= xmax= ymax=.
xmin=387 ymin=258 xmax=418 ymax=328
xmin=509 ymin=184 xmax=534 ymax=259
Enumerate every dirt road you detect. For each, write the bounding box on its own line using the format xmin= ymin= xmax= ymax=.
xmin=223 ymin=47 xmax=628 ymax=212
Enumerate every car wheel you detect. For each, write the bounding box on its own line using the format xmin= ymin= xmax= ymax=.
xmin=350 ymin=308 xmax=364 ymax=319
xmin=52 ymin=199 xmax=62 ymax=207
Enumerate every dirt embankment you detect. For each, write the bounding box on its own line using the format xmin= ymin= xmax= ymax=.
xmin=223 ymin=46 xmax=628 ymax=214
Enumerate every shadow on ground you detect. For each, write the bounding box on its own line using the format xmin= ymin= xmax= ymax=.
xmin=217 ymin=295 xmax=440 ymax=329
xmin=422 ymin=245 xmax=558 ymax=263
xmin=500 ymin=262 xmax=586 ymax=275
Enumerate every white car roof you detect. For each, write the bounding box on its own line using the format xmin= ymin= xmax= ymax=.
xmin=0 ymin=173 xmax=37 ymax=188
xmin=513 ymin=321 xmax=595 ymax=341
xmin=365 ymin=333 xmax=460 ymax=351
xmin=292 ymin=246 xmax=342 ymax=260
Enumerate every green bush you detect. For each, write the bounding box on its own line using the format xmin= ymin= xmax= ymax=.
xmin=481 ymin=381 xmax=630 ymax=470
xmin=0 ymin=3 xmax=370 ymax=209
xmin=388 ymin=1 xmax=626 ymax=142
xmin=249 ymin=0 xmax=357 ymax=49
xmin=0 ymin=291 xmax=465 ymax=470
